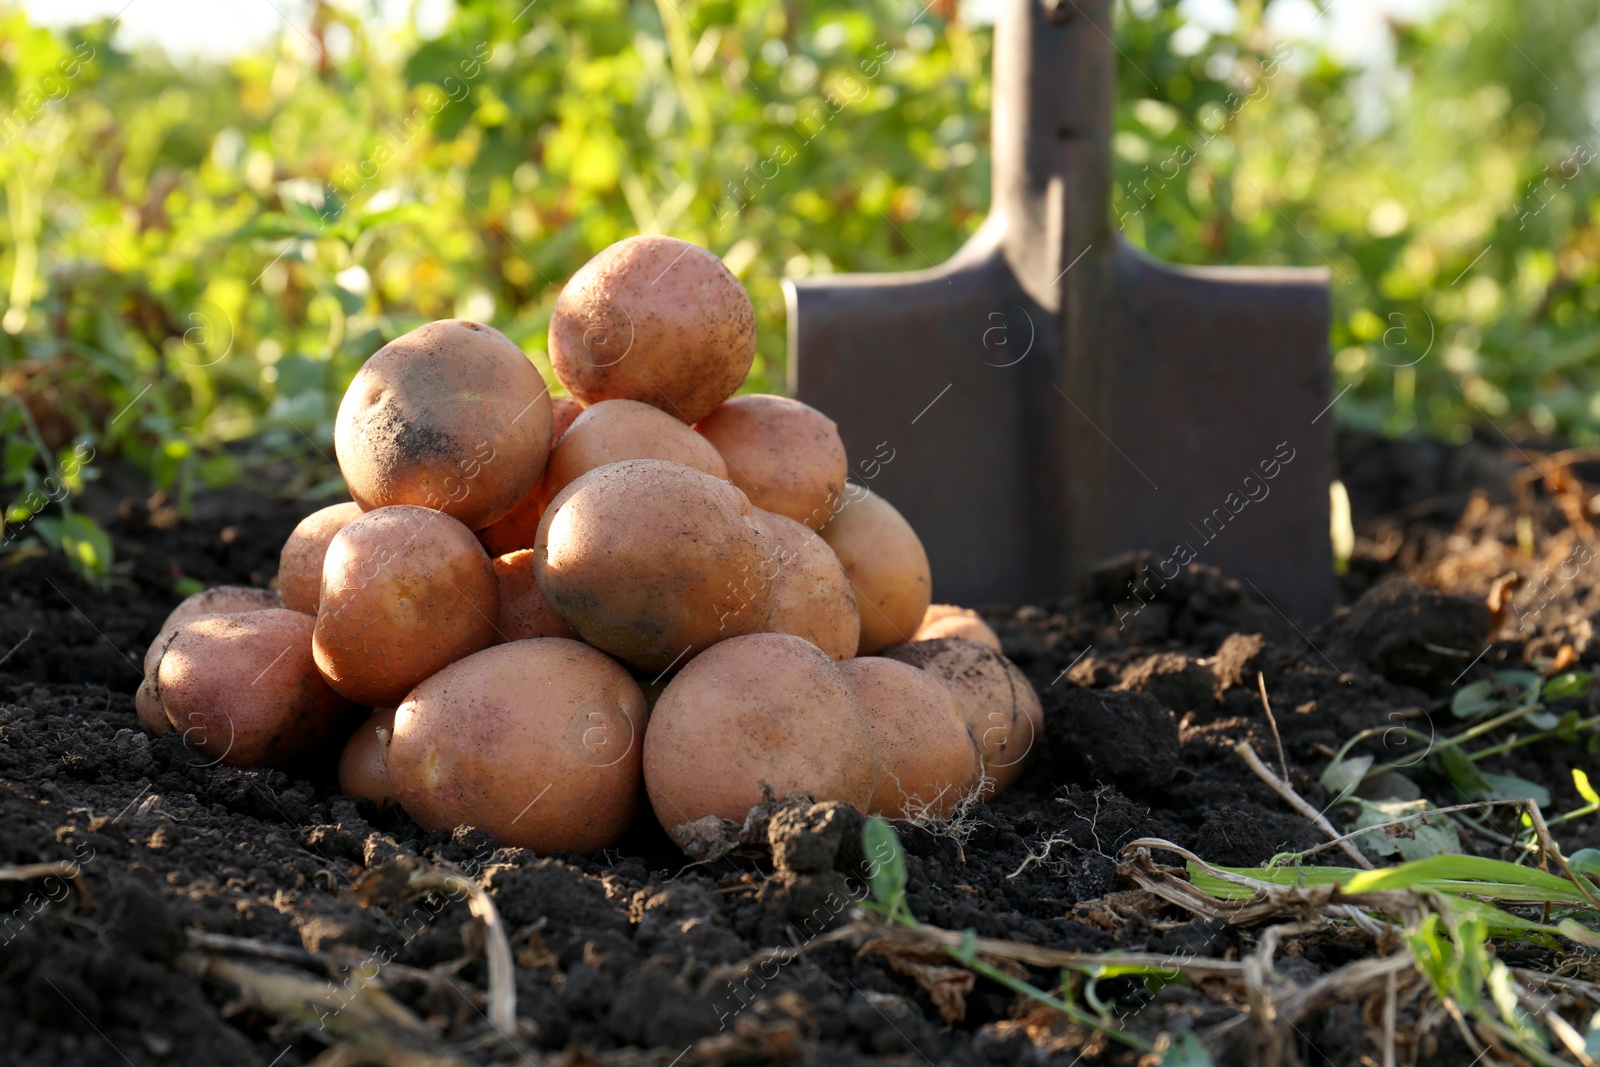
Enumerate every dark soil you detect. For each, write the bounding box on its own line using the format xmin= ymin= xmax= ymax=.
xmin=2 ymin=426 xmax=1596 ymax=1066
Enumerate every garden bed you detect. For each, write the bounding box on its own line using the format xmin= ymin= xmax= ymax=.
xmin=3 ymin=426 xmax=1597 ymax=1066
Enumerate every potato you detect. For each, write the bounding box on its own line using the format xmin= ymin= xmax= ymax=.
xmin=548 ymin=236 xmax=755 ymax=424
xmin=335 ymin=319 xmax=553 ymax=530
xmin=696 ymin=395 xmax=847 ymax=529
xmin=314 ymin=505 xmax=499 ymax=706
xmin=158 ymin=585 xmax=283 ymax=634
xmin=338 ymin=708 xmax=397 ymax=807
xmin=754 ymin=509 xmax=859 ymax=660
xmin=881 ymin=638 xmax=1042 ymax=796
xmin=138 ymin=586 xmax=286 ymax=736
xmin=914 ymin=604 xmax=1002 ymax=652
xmin=643 ymin=633 xmax=876 ymax=841
xmin=156 ymin=609 xmax=357 ymax=767
xmin=840 ymin=657 xmax=978 ymax=819
xmin=278 ymin=502 xmax=364 ymax=614
xmin=543 ymin=399 xmax=728 ymax=504
xmin=386 ymin=639 xmax=646 ymax=854
xmin=534 ymin=459 xmax=777 ymax=671
xmin=493 ymin=549 xmax=577 ymax=642
xmin=476 ymin=396 xmax=589 ymax=556
xmin=550 ymin=395 xmax=586 ymax=441
xmin=818 ymin=487 xmax=931 ymax=655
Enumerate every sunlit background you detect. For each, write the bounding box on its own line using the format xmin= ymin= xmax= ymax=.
xmin=2 ymin=0 xmax=1597 ymax=580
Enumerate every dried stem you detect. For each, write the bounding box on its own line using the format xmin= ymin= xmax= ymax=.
xmin=1236 ymin=741 xmax=1374 ymax=869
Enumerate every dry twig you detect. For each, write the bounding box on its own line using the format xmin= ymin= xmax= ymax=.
xmin=1236 ymin=741 xmax=1374 ymax=869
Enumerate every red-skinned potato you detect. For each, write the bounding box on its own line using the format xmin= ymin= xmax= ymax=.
xmin=696 ymin=395 xmax=847 ymax=529
xmin=841 ymin=657 xmax=979 ymax=818
xmin=534 ymin=459 xmax=777 ymax=672
xmin=550 ymin=395 xmax=585 ymax=441
xmin=335 ymin=319 xmax=553 ymax=530
xmin=314 ymin=505 xmax=499 ymax=706
xmin=548 ymin=236 xmax=755 ymax=425
xmin=643 ymin=633 xmax=876 ymax=844
xmin=818 ymin=487 xmax=932 ymax=655
xmin=542 ymin=399 xmax=728 ymax=505
xmin=339 ymin=708 xmax=397 ymax=807
xmin=914 ymin=604 xmax=1002 ymax=652
xmin=278 ymin=502 xmax=364 ymax=614
xmin=493 ymin=550 xmax=578 ymax=642
xmin=754 ymin=509 xmax=859 ymax=660
xmin=386 ymin=639 xmax=646 ymax=853
xmin=159 ymin=585 xmax=283 ymax=633
xmin=477 ymin=396 xmax=588 ymax=556
xmin=138 ymin=586 xmax=285 ymax=736
xmin=881 ymin=638 xmax=1042 ymax=797
xmin=156 ymin=609 xmax=358 ymax=767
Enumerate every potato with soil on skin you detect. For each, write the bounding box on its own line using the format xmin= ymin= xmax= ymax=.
xmin=277 ymin=502 xmax=364 ymax=614
xmin=155 ymin=609 xmax=358 ymax=766
xmin=335 ymin=319 xmax=553 ymax=530
xmin=534 ymin=459 xmax=778 ymax=672
xmin=643 ymin=633 xmax=877 ymax=842
xmin=914 ymin=604 xmax=1002 ymax=652
xmin=818 ymin=486 xmax=931 ymax=655
xmin=477 ymin=396 xmax=589 ymax=556
xmin=493 ymin=549 xmax=577 ymax=642
xmin=314 ymin=505 xmax=499 ymax=706
xmin=386 ymin=639 xmax=646 ymax=853
xmin=696 ymin=395 xmax=847 ymax=529
xmin=881 ymin=637 xmax=1042 ymax=797
xmin=137 ymin=585 xmax=286 ymax=736
xmin=548 ymin=236 xmax=755 ymax=425
xmin=339 ymin=708 xmax=397 ymax=807
xmin=754 ymin=509 xmax=860 ymax=660
xmin=841 ymin=657 xmax=979 ymax=819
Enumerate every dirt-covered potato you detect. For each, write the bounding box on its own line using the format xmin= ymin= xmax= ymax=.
xmin=548 ymin=236 xmax=755 ymax=425
xmin=818 ymin=487 xmax=932 ymax=655
xmin=314 ymin=505 xmax=499 ymax=706
xmin=643 ymin=633 xmax=876 ymax=842
xmin=914 ymin=604 xmax=1002 ymax=652
xmin=138 ymin=586 xmax=286 ymax=736
xmin=881 ymin=638 xmax=1042 ymax=796
xmin=841 ymin=657 xmax=978 ymax=818
xmin=534 ymin=459 xmax=777 ymax=671
xmin=696 ymin=395 xmax=847 ymax=528
xmin=277 ymin=502 xmax=364 ymax=614
xmin=338 ymin=707 xmax=396 ymax=807
xmin=493 ymin=549 xmax=577 ymax=642
xmin=543 ymin=399 xmax=729 ymax=505
xmin=335 ymin=319 xmax=553 ymax=530
xmin=386 ymin=639 xmax=646 ymax=853
xmin=754 ymin=509 xmax=859 ymax=660
xmin=156 ymin=609 xmax=358 ymax=767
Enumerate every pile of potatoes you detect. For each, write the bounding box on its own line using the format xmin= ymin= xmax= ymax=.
xmin=137 ymin=235 xmax=1044 ymax=855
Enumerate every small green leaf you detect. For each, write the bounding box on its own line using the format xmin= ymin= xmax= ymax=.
xmin=1319 ymin=753 xmax=1373 ymax=803
xmin=1545 ymin=672 xmax=1595 ymax=702
xmin=1576 ymin=769 xmax=1600 ymax=807
xmin=1349 ymin=798 xmax=1463 ymax=860
xmin=1479 ymin=773 xmax=1551 ymax=807
xmin=1452 ymin=679 xmax=1499 ymax=719
xmin=1440 ymin=746 xmax=1490 ymax=797
xmin=1158 ymin=1031 xmax=1215 ymax=1066
xmin=862 ymin=816 xmax=909 ymax=920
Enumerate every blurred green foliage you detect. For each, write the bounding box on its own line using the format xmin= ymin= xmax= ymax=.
xmin=1 ymin=0 xmax=1598 ymax=580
